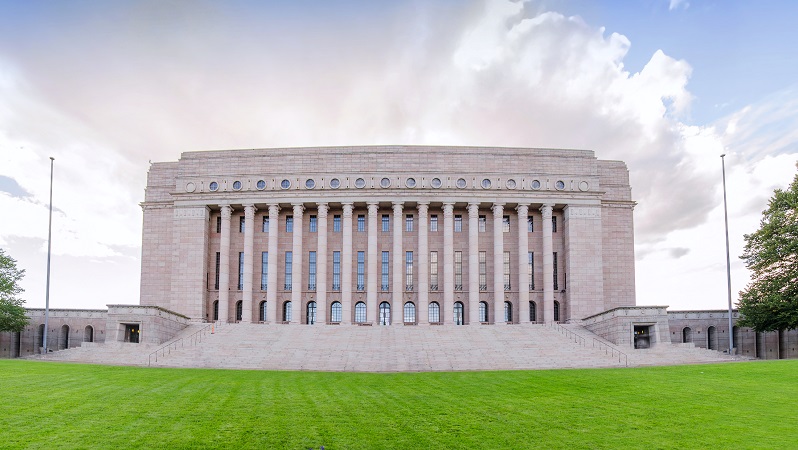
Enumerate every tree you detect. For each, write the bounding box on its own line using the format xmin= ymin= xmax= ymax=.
xmin=0 ymin=248 xmax=29 ymax=333
xmin=737 ymin=173 xmax=798 ymax=332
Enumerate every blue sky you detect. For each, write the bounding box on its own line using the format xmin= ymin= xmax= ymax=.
xmin=1 ymin=0 xmax=797 ymax=312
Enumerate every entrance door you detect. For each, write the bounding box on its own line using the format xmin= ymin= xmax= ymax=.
xmin=12 ymin=332 xmax=21 ymax=358
xmin=307 ymin=301 xmax=317 ymax=325
xmin=453 ymin=302 xmax=464 ymax=325
xmin=379 ymin=302 xmax=390 ymax=325
xmin=634 ymin=326 xmax=651 ymax=349
xmin=125 ymin=324 xmax=140 ymax=343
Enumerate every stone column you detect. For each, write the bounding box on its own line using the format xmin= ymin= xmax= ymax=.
xmin=417 ymin=202 xmax=429 ymax=324
xmin=291 ymin=203 xmax=304 ymax=323
xmin=467 ymin=203 xmax=480 ymax=325
xmin=341 ymin=203 xmax=354 ymax=324
xmin=367 ymin=202 xmax=379 ymax=323
xmin=267 ymin=204 xmax=279 ymax=323
xmin=493 ymin=203 xmax=505 ymax=323
xmin=541 ymin=203 xmax=554 ymax=323
xmin=218 ymin=205 xmax=232 ymax=323
xmin=392 ymin=202 xmax=403 ymax=324
xmin=242 ymin=204 xmax=256 ymax=323
xmin=317 ymin=203 xmax=329 ymax=324
xmin=516 ymin=204 xmax=529 ymax=323
xmin=442 ymin=203 xmax=455 ymax=324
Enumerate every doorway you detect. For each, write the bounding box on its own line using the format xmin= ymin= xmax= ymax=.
xmin=379 ymin=302 xmax=390 ymax=325
xmin=124 ymin=324 xmax=140 ymax=343
xmin=634 ymin=325 xmax=651 ymax=349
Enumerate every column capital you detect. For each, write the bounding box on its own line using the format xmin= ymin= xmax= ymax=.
xmin=367 ymin=202 xmax=379 ymax=214
xmin=220 ymin=204 xmax=232 ymax=219
xmin=392 ymin=201 xmax=404 ymax=214
xmin=467 ymin=203 xmax=480 ymax=218
xmin=292 ymin=203 xmax=305 ymax=215
xmin=267 ymin=203 xmax=280 ymax=215
xmin=442 ymin=202 xmax=454 ymax=217
xmin=417 ymin=202 xmax=429 ymax=217
xmin=317 ymin=202 xmax=329 ymax=218
xmin=515 ymin=204 xmax=529 ymax=216
xmin=491 ymin=203 xmax=504 ymax=215
xmin=342 ymin=202 xmax=354 ymax=217
xmin=540 ymin=203 xmax=554 ymax=217
xmin=243 ymin=204 xmax=257 ymax=219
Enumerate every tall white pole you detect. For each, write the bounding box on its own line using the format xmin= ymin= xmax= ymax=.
xmin=721 ymin=154 xmax=734 ymax=354
xmin=43 ymin=157 xmax=54 ymax=354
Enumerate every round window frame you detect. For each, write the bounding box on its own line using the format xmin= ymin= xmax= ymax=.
xmin=305 ymin=179 xmax=316 ymax=189
xmin=380 ymin=177 xmax=391 ymax=188
xmin=481 ymin=178 xmax=492 ymax=189
xmin=430 ymin=178 xmax=442 ymax=188
xmin=256 ymin=180 xmax=266 ymax=190
xmin=232 ymin=180 xmax=242 ymax=191
xmin=209 ymin=181 xmax=219 ymax=192
xmin=355 ymin=178 xmax=366 ymax=189
xmin=280 ymin=179 xmax=291 ymax=190
xmin=506 ymin=179 xmax=517 ymax=189
xmin=531 ymin=180 xmax=541 ymax=190
xmin=405 ymin=178 xmax=417 ymax=188
xmin=555 ymin=180 xmax=566 ymax=190
xmin=329 ymin=178 xmax=341 ymax=189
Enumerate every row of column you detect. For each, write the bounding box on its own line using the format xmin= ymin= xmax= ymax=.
xmin=216 ymin=202 xmax=556 ymax=325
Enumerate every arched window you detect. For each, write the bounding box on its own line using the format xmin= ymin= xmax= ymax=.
xmin=682 ymin=327 xmax=692 ymax=343
xmin=504 ymin=301 xmax=512 ymax=323
xmin=213 ymin=300 xmax=219 ymax=321
xmin=428 ymin=302 xmax=440 ymax=323
xmin=259 ymin=301 xmax=267 ymax=322
xmin=38 ymin=324 xmax=45 ymax=348
xmin=529 ymin=301 xmax=537 ymax=322
xmin=331 ymin=301 xmax=342 ymax=323
xmin=355 ymin=302 xmax=366 ymax=323
xmin=404 ymin=302 xmax=416 ymax=324
xmin=453 ymin=301 xmax=464 ymax=325
xmin=59 ymin=325 xmax=70 ymax=350
xmin=307 ymin=301 xmax=317 ymax=325
xmin=283 ymin=301 xmax=292 ymax=322
xmin=707 ymin=326 xmax=716 ymax=350
xmin=235 ymin=301 xmax=243 ymax=322
xmin=553 ymin=301 xmax=560 ymax=322
xmin=379 ymin=302 xmax=390 ymax=325
xmin=84 ymin=325 xmax=94 ymax=343
xmin=479 ymin=301 xmax=488 ymax=323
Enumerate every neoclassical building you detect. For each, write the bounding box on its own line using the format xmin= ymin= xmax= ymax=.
xmin=139 ymin=146 xmax=636 ymax=326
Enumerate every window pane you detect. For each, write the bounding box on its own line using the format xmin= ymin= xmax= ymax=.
xmin=333 ymin=215 xmax=341 ymax=232
xmin=405 ymin=215 xmax=414 ymax=232
xmin=331 ymin=302 xmax=342 ymax=322
xmin=478 ymin=215 xmax=486 ymax=232
xmin=285 ymin=251 xmax=293 ymax=290
xmin=454 ymin=215 xmax=462 ymax=232
xmin=430 ymin=215 xmax=438 ymax=232
xmin=332 ymin=251 xmax=341 ymax=291
xmin=262 ymin=216 xmax=269 ymax=232
xmin=261 ymin=251 xmax=268 ymax=291
xmin=404 ymin=302 xmax=416 ymax=323
xmin=382 ymin=215 xmax=390 ymax=232
xmin=429 ymin=302 xmax=440 ymax=323
xmin=286 ymin=216 xmax=293 ymax=233
xmin=308 ymin=251 xmax=317 ymax=291
xmin=454 ymin=251 xmax=462 ymax=290
xmin=502 ymin=215 xmax=510 ymax=232
xmin=430 ymin=251 xmax=438 ymax=291
xmin=238 ymin=252 xmax=244 ymax=290
xmin=309 ymin=215 xmax=317 ymax=233
xmin=357 ymin=251 xmax=365 ymax=291
xmin=357 ymin=215 xmax=365 ymax=232
xmin=381 ymin=251 xmax=389 ymax=291
xmin=355 ymin=302 xmax=366 ymax=323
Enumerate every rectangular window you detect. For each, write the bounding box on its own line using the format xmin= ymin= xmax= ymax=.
xmin=405 ymin=251 xmax=413 ymax=291
xmin=479 ymin=251 xmax=487 ymax=291
xmin=430 ymin=251 xmax=438 ymax=291
xmin=285 ymin=251 xmax=293 ymax=291
xmin=504 ymin=251 xmax=511 ymax=291
xmin=381 ymin=251 xmax=389 ymax=291
xmin=454 ymin=251 xmax=463 ymax=291
xmin=286 ymin=216 xmax=294 ymax=233
xmin=503 ymin=215 xmax=510 ymax=233
xmin=478 ymin=215 xmax=486 ymax=232
xmin=238 ymin=252 xmax=244 ymax=290
xmin=528 ymin=252 xmax=534 ymax=291
xmin=553 ymin=252 xmax=558 ymax=290
xmin=357 ymin=251 xmax=365 ymax=290
xmin=527 ymin=216 xmax=533 ymax=233
xmin=239 ymin=216 xmax=245 ymax=233
xmin=552 ymin=216 xmax=557 ymax=233
xmin=308 ymin=251 xmax=317 ymax=290
xmin=214 ymin=252 xmax=220 ymax=290
xmin=454 ymin=214 xmax=462 ymax=232
xmin=405 ymin=215 xmax=414 ymax=232
xmin=357 ymin=215 xmax=365 ymax=232
xmin=430 ymin=215 xmax=438 ymax=232
xmin=333 ymin=214 xmax=341 ymax=232
xmin=309 ymin=215 xmax=317 ymax=233
xmin=382 ymin=214 xmax=390 ymax=232
xmin=262 ymin=216 xmax=269 ymax=233
xmin=216 ymin=216 xmax=221 ymax=233
xmin=261 ymin=251 xmax=268 ymax=290
xmin=332 ymin=251 xmax=341 ymax=291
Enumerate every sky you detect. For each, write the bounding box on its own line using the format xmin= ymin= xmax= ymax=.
xmin=1 ymin=0 xmax=797 ymax=312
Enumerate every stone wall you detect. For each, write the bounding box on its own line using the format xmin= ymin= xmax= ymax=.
xmin=0 ymin=309 xmax=108 ymax=357
xmin=582 ymin=306 xmax=671 ymax=348
xmin=106 ymin=305 xmax=190 ymax=345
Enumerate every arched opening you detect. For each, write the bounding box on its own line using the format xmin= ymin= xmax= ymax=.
xmin=529 ymin=301 xmax=537 ymax=322
xmin=259 ymin=301 xmax=267 ymax=322
xmin=379 ymin=301 xmax=390 ymax=325
xmin=354 ymin=301 xmax=366 ymax=323
xmin=732 ymin=326 xmax=740 ymax=353
xmin=682 ymin=327 xmax=692 ymax=343
xmin=37 ymin=324 xmax=45 ymax=349
xmin=307 ymin=301 xmax=317 ymax=325
xmin=84 ymin=326 xmax=94 ymax=343
xmin=213 ymin=300 xmax=219 ymax=321
xmin=504 ymin=301 xmax=512 ymax=323
xmin=453 ymin=301 xmax=464 ymax=325
xmin=235 ymin=301 xmax=243 ymax=322
xmin=59 ymin=325 xmax=70 ymax=350
xmin=707 ymin=326 xmax=717 ymax=350
xmin=331 ymin=301 xmax=342 ymax=323
xmin=428 ymin=301 xmax=440 ymax=323
xmin=403 ymin=302 xmax=416 ymax=324
xmin=283 ymin=301 xmax=293 ymax=322
xmin=553 ymin=301 xmax=560 ymax=322
xmin=479 ymin=301 xmax=488 ymax=323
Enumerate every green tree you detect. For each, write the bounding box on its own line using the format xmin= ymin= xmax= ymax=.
xmin=0 ymin=248 xmax=29 ymax=332
xmin=738 ymin=173 xmax=798 ymax=332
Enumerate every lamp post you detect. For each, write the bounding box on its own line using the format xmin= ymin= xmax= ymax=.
xmin=43 ymin=157 xmax=54 ymax=354
xmin=721 ymin=154 xmax=734 ymax=354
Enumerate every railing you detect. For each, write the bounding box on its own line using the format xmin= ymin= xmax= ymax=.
xmin=549 ymin=322 xmax=585 ymax=347
xmin=479 ymin=284 xmax=487 ymax=291
xmin=430 ymin=284 xmax=439 ymax=291
xmin=147 ymin=321 xmax=221 ymax=366
xmin=406 ymin=284 xmax=414 ymax=291
xmin=454 ymin=284 xmax=463 ymax=291
xmin=592 ymin=338 xmax=628 ymax=367
xmin=504 ymin=283 xmax=511 ymax=291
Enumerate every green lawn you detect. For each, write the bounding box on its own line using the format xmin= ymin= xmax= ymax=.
xmin=1 ymin=360 xmax=796 ymax=449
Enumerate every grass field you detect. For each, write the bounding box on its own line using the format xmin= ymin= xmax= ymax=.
xmin=1 ymin=360 xmax=797 ymax=449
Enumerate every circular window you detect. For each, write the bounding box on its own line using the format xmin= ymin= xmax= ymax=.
xmin=185 ymin=182 xmax=196 ymax=193
xmin=232 ymin=181 xmax=242 ymax=191
xmin=406 ymin=178 xmax=417 ymax=188
xmin=329 ymin=178 xmax=341 ymax=189
xmin=280 ymin=179 xmax=291 ymax=189
xmin=555 ymin=180 xmax=565 ymax=190
xmin=305 ymin=179 xmax=316 ymax=189
xmin=355 ymin=178 xmax=366 ymax=188
xmin=430 ymin=178 xmax=442 ymax=188
xmin=481 ymin=178 xmax=492 ymax=189
xmin=380 ymin=177 xmax=391 ymax=188
xmin=209 ymin=181 xmax=219 ymax=192
xmin=531 ymin=180 xmax=541 ymax=190
xmin=256 ymin=180 xmax=266 ymax=190
xmin=579 ymin=181 xmax=589 ymax=191
xmin=506 ymin=179 xmax=517 ymax=189
xmin=456 ymin=178 xmax=467 ymax=189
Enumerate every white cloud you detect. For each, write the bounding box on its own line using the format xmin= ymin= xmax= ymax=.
xmin=669 ymin=0 xmax=689 ymax=11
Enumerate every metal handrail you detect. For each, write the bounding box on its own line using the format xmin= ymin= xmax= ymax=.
xmin=592 ymin=338 xmax=629 ymax=367
xmin=549 ymin=322 xmax=585 ymax=346
xmin=147 ymin=320 xmax=221 ymax=366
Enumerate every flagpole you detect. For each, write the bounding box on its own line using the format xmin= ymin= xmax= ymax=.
xmin=43 ymin=157 xmax=54 ymax=354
